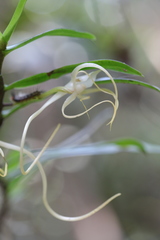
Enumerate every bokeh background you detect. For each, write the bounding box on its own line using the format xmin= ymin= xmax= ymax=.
xmin=1 ymin=0 xmax=160 ymax=239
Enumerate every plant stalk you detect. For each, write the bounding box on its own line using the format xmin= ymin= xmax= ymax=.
xmin=0 ymin=39 xmax=6 ymax=126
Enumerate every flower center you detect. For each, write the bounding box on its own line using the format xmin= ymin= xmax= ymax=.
xmin=74 ymin=79 xmax=86 ymax=94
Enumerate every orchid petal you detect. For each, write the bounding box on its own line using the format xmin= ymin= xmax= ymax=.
xmin=20 ymin=92 xmax=66 ymax=174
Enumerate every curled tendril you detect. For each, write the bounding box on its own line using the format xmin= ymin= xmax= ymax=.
xmin=0 ymin=125 xmax=121 ymax=221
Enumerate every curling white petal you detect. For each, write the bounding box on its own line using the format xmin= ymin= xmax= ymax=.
xmin=20 ymin=92 xmax=66 ymax=175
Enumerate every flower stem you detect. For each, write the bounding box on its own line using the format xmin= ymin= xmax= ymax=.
xmin=0 ymin=40 xmax=6 ymax=126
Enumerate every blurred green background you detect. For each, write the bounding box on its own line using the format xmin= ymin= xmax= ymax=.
xmin=1 ymin=0 xmax=160 ymax=239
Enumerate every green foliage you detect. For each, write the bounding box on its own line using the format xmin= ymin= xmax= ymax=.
xmin=4 ymin=29 xmax=95 ymax=55
xmin=1 ymin=0 xmax=160 ymax=233
xmin=96 ymin=78 xmax=160 ymax=93
xmin=5 ymin=150 xmax=24 ymax=195
xmin=0 ymin=0 xmax=156 ymax=184
xmin=5 ymin=60 xmax=142 ymax=90
xmin=7 ymin=137 xmax=160 ymax=179
xmin=2 ymin=0 xmax=27 ymax=43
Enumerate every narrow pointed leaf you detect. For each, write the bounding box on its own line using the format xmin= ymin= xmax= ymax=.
xmin=3 ymin=0 xmax=27 ymax=43
xmin=96 ymin=77 xmax=160 ymax=92
xmin=4 ymin=29 xmax=96 ymax=55
xmin=32 ymin=139 xmax=160 ymax=161
xmin=5 ymin=60 xmax=143 ymax=90
xmin=6 ymin=138 xmax=160 ymax=179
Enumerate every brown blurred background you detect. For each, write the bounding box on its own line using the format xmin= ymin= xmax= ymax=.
xmin=1 ymin=0 xmax=160 ymax=239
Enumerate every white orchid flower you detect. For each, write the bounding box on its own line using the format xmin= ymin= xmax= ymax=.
xmin=20 ymin=63 xmax=119 ymax=175
xmin=0 ymin=62 xmax=120 ymax=221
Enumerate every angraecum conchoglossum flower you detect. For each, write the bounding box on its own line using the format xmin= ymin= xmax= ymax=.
xmin=20 ymin=63 xmax=119 ymax=174
xmin=0 ymin=63 xmax=120 ymax=221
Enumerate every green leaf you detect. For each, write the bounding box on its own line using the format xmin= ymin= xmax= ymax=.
xmin=109 ymin=138 xmax=146 ymax=153
xmin=7 ymin=175 xmax=24 ymax=196
xmin=7 ymin=150 xmax=20 ymax=172
xmin=4 ymin=29 xmax=96 ymax=55
xmin=5 ymin=150 xmax=23 ymax=194
xmin=96 ymin=77 xmax=160 ymax=93
xmin=3 ymin=0 xmax=27 ymax=43
xmin=5 ymin=60 xmax=143 ymax=90
xmin=32 ymin=139 xmax=160 ymax=162
xmin=6 ymin=137 xmax=160 ymax=180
